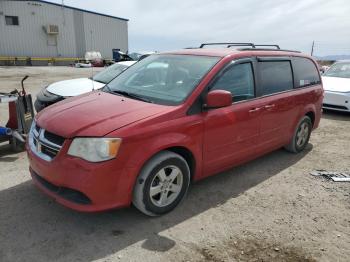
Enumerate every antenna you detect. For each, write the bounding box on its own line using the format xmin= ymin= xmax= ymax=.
xmin=90 ymin=30 xmax=95 ymax=91
xmin=311 ymin=40 xmax=315 ymax=56
xmin=91 ymin=65 xmax=95 ymax=90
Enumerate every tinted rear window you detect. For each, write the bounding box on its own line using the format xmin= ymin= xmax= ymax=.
xmin=293 ymin=57 xmax=320 ymax=88
xmin=259 ymin=61 xmax=293 ymax=96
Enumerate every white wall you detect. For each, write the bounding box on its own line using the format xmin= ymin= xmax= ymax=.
xmin=0 ymin=1 xmax=77 ymax=57
xmin=0 ymin=1 xmax=128 ymax=58
xmin=83 ymin=12 xmax=128 ymax=58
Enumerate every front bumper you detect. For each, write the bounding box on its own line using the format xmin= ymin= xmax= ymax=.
xmin=323 ymin=91 xmax=350 ymax=112
xmin=27 ymin=141 xmax=138 ymax=212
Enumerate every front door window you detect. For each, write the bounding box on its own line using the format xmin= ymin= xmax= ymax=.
xmin=211 ymin=62 xmax=255 ymax=102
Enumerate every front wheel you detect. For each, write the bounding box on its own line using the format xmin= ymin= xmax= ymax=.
xmin=132 ymin=151 xmax=190 ymax=216
xmin=284 ymin=116 xmax=312 ymax=153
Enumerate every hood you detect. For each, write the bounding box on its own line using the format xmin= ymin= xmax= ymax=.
xmin=46 ymin=78 xmax=105 ymax=97
xmin=322 ymin=76 xmax=350 ymax=92
xmin=36 ymin=92 xmax=170 ymax=138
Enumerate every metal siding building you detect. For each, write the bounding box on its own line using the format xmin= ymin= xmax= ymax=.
xmin=0 ymin=0 xmax=128 ymax=58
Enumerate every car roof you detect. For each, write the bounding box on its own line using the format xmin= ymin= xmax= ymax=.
xmin=162 ymin=48 xmax=310 ymax=59
xmin=117 ymin=61 xmax=137 ymax=66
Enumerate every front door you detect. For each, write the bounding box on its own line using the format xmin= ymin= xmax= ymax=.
xmin=203 ymin=59 xmax=262 ymax=176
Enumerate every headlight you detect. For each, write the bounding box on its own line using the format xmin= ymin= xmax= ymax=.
xmin=68 ymin=138 xmax=122 ymax=162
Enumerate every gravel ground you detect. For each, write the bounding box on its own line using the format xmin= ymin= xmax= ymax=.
xmin=0 ymin=66 xmax=349 ymax=262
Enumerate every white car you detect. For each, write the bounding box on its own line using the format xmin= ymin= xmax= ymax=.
xmin=322 ymin=61 xmax=350 ymax=112
xmin=128 ymin=51 xmax=156 ymax=61
xmin=34 ymin=61 xmax=136 ymax=112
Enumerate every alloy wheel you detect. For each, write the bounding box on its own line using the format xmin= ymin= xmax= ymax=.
xmin=149 ymin=165 xmax=183 ymax=207
xmin=296 ymin=122 xmax=310 ymax=147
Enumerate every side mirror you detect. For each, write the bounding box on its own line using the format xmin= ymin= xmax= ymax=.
xmin=205 ymin=90 xmax=232 ymax=108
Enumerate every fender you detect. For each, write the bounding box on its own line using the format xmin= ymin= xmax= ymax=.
xmin=117 ymin=131 xmax=203 ymax=206
xmin=124 ymin=131 xmax=203 ymax=179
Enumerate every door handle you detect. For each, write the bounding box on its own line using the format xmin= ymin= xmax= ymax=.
xmin=264 ymin=104 xmax=275 ymax=109
xmin=249 ymin=107 xmax=263 ymax=113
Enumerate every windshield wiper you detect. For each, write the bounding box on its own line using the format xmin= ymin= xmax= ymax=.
xmin=106 ymin=88 xmax=153 ymax=103
xmin=104 ymin=84 xmax=112 ymax=92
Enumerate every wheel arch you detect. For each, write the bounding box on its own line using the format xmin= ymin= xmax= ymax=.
xmin=295 ymin=104 xmax=317 ymax=130
xmin=163 ymin=146 xmax=196 ymax=181
xmin=305 ymin=111 xmax=315 ymax=127
xmin=287 ymin=105 xmax=317 ymax=145
xmin=134 ymin=145 xmax=197 ymax=183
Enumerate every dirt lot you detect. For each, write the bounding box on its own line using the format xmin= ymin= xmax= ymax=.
xmin=0 ymin=66 xmax=349 ymax=262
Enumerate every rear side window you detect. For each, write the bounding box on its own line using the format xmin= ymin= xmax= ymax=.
xmin=211 ymin=63 xmax=255 ymax=102
xmin=293 ymin=57 xmax=321 ymax=88
xmin=259 ymin=61 xmax=293 ymax=96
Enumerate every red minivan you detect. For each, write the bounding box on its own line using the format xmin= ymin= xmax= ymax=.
xmin=27 ymin=43 xmax=323 ymax=216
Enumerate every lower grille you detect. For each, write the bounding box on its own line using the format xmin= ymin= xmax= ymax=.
xmin=41 ymin=146 xmax=59 ymax=159
xmin=323 ymin=103 xmax=348 ymax=110
xmin=32 ymin=170 xmax=92 ymax=205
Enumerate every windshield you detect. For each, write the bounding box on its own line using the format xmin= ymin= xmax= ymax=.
xmin=93 ymin=63 xmax=128 ymax=83
xmin=323 ymin=62 xmax=350 ymax=78
xmin=105 ymin=54 xmax=220 ymax=105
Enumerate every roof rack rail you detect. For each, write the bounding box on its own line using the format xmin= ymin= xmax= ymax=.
xmin=198 ymin=42 xmax=300 ymax=53
xmin=228 ymin=44 xmax=281 ymax=49
xmin=238 ymin=48 xmax=301 ymax=53
xmin=200 ymin=43 xmax=256 ymax=48
xmin=200 ymin=43 xmax=282 ymax=50
xmin=254 ymin=44 xmax=280 ymax=49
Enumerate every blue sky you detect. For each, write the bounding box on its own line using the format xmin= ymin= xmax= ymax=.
xmin=47 ymin=0 xmax=350 ymax=56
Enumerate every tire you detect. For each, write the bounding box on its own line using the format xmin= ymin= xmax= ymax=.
xmin=34 ymin=99 xmax=44 ymax=113
xmin=284 ymin=116 xmax=312 ymax=153
xmin=132 ymin=151 xmax=190 ymax=216
xmin=10 ymin=136 xmax=25 ymax=153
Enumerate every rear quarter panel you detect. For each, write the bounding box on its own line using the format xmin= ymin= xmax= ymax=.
xmin=291 ymin=84 xmax=323 ymax=133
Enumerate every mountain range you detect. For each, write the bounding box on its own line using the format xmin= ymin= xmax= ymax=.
xmin=315 ymin=55 xmax=350 ymax=61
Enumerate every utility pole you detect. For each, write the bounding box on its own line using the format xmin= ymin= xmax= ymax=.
xmin=311 ymin=41 xmax=315 ymax=56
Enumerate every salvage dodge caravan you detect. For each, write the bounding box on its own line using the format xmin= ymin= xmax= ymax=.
xmin=27 ymin=43 xmax=323 ymax=216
